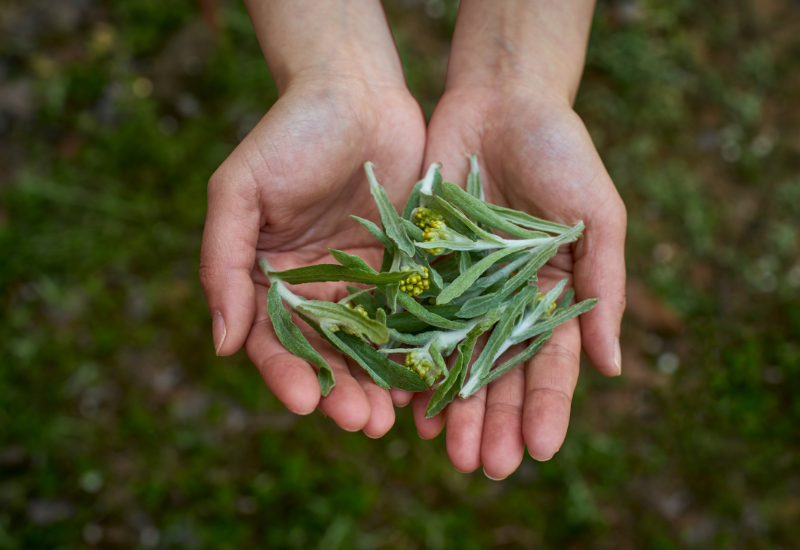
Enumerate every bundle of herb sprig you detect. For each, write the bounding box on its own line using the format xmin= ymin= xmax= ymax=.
xmin=259 ymin=156 xmax=597 ymax=418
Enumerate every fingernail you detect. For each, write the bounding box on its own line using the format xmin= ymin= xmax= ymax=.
xmin=531 ymin=453 xmax=554 ymax=462
xmin=613 ymin=338 xmax=622 ymax=375
xmin=483 ymin=467 xmax=507 ymax=481
xmin=213 ymin=311 xmax=226 ymax=356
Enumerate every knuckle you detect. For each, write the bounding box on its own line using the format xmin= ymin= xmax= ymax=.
xmin=526 ymin=386 xmax=573 ymax=406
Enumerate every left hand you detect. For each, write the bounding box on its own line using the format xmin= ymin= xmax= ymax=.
xmin=411 ymin=83 xmax=627 ymax=479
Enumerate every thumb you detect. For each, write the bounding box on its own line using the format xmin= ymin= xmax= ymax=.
xmin=573 ymin=195 xmax=627 ymax=376
xmin=199 ymin=166 xmax=260 ymax=356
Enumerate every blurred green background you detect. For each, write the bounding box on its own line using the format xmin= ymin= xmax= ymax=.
xmin=1 ymin=0 xmax=799 ymax=548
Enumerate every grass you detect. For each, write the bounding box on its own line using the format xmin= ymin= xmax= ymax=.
xmin=1 ymin=0 xmax=799 ymax=548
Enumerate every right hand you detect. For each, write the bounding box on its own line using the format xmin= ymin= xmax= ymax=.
xmin=199 ymin=76 xmax=426 ymax=436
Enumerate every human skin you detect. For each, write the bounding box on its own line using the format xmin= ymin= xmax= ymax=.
xmin=199 ymin=0 xmax=426 ymax=437
xmin=403 ymin=0 xmax=627 ymax=479
xmin=200 ymin=0 xmax=627 ymax=475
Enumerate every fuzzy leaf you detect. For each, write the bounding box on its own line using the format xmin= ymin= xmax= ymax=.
xmin=387 ymin=328 xmax=440 ymax=346
xmin=434 ymin=195 xmax=504 ymax=244
xmin=339 ymin=287 xmax=377 ymax=316
xmin=425 ymin=322 xmax=488 ymax=418
xmin=334 ymin=332 xmax=428 ymax=392
xmin=385 ymin=303 xmax=461 ymax=333
xmin=297 ymin=300 xmax=389 ymax=345
xmin=364 ymin=162 xmax=416 ymax=257
xmin=458 ymin=250 xmax=472 ymax=274
xmin=396 ymin=292 xmax=468 ymax=331
xmin=415 ymin=252 xmax=444 ymax=293
xmin=460 ymin=286 xmax=538 ymax=397
xmin=556 ymin=288 xmax=575 ymax=311
xmin=350 ymin=215 xmax=393 ymax=249
xmin=429 ymin=343 xmax=448 ymax=376
xmin=442 ymin=182 xmax=551 ymax=240
xmin=485 ymin=203 xmax=572 ymax=235
xmin=481 ymin=330 xmax=553 ymax=387
xmin=466 ymin=155 xmax=483 ymax=199
xmin=267 ymin=285 xmax=335 ymax=396
xmin=402 ymin=181 xmax=424 ymax=220
xmin=456 ymin=225 xmax=584 ymax=318
xmin=329 ymin=249 xmax=376 ymax=273
xmin=512 ymin=299 xmax=598 ymax=344
xmin=468 ymin=249 xmax=537 ymax=292
xmin=401 ymin=218 xmax=425 ymax=241
xmin=270 ymin=264 xmax=407 ymax=286
xmin=320 ymin=325 xmax=389 ymax=389
xmin=436 ymin=246 xmax=526 ymax=305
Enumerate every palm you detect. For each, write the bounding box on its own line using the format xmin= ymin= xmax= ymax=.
xmin=201 ymin=81 xmax=426 ymax=434
xmin=415 ymin=86 xmax=627 ymax=477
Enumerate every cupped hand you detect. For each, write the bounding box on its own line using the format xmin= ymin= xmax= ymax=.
xmin=200 ymin=78 xmax=426 ymax=437
xmin=415 ymin=85 xmax=627 ymax=478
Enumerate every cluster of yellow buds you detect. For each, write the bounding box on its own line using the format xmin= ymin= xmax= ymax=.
xmin=404 ymin=351 xmax=433 ymax=379
xmin=399 ymin=266 xmax=430 ymax=296
xmin=339 ymin=303 xmax=371 ymax=335
xmin=536 ymin=291 xmax=557 ymax=317
xmin=413 ymin=207 xmax=442 ymax=229
xmin=421 ymin=220 xmax=448 ymax=255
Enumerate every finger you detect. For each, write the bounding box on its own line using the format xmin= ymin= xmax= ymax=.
xmin=522 ymin=317 xmax=581 ymax=461
xmin=245 ymin=315 xmax=321 ymax=415
xmin=445 ymin=387 xmax=486 ymax=473
xmin=348 ymin=361 xmax=395 ymax=438
xmin=412 ymin=390 xmax=445 ymax=440
xmin=480 ymin=364 xmax=526 ymax=480
xmin=573 ymin=189 xmax=627 ymax=376
xmin=390 ymin=388 xmax=413 ymax=408
xmin=199 ymin=162 xmax=261 ymax=356
xmin=245 ymin=297 xmax=372 ymax=431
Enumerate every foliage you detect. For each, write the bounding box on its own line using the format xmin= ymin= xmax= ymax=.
xmin=0 ymin=0 xmax=798 ymax=548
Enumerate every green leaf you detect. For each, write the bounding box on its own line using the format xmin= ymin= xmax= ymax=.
xmin=401 ymin=218 xmax=425 ymax=241
xmin=434 ymin=195 xmax=504 ymax=244
xmin=386 ymin=303 xmax=463 ymax=333
xmin=431 ymin=255 xmax=460 ymax=283
xmin=320 ymin=325 xmax=389 ymax=390
xmin=485 ymin=203 xmax=572 ymax=235
xmin=456 ymin=225 xmax=584 ymax=318
xmin=350 ymin=215 xmax=393 ymax=249
xmin=402 ymin=180 xmax=423 ymax=220
xmin=296 ymin=300 xmax=390 ymax=345
xmin=387 ymin=328 xmax=440 ymax=346
xmin=429 ymin=343 xmax=447 ymax=377
xmin=364 ymin=162 xmax=416 ymax=257
xmin=329 ymin=249 xmax=376 ymax=273
xmin=396 ymin=292 xmax=468 ymax=331
xmin=425 ymin=323 xmax=487 ymax=418
xmin=334 ymin=332 xmax=428 ymax=391
xmin=436 ymin=246 xmax=526 ymax=305
xmin=458 ymin=250 xmax=473 ymax=274
xmin=339 ymin=287 xmax=377 ymax=316
xmin=267 ymin=285 xmax=335 ymax=396
xmin=556 ymin=288 xmax=575 ymax=311
xmin=460 ymin=285 xmax=538 ymax=397
xmin=270 ymin=264 xmax=408 ymax=286
xmin=466 ymin=154 xmax=482 ymax=199
xmin=481 ymin=330 xmax=553 ymax=387
xmin=468 ymin=249 xmax=537 ymax=292
xmin=415 ymin=252 xmax=444 ymax=293
xmin=513 ymin=299 xmax=598 ymax=343
xmin=442 ymin=182 xmax=551 ymax=240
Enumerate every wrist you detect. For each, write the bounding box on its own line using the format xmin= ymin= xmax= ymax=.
xmin=445 ymin=0 xmax=595 ymax=106
xmin=244 ymin=0 xmax=407 ymax=96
